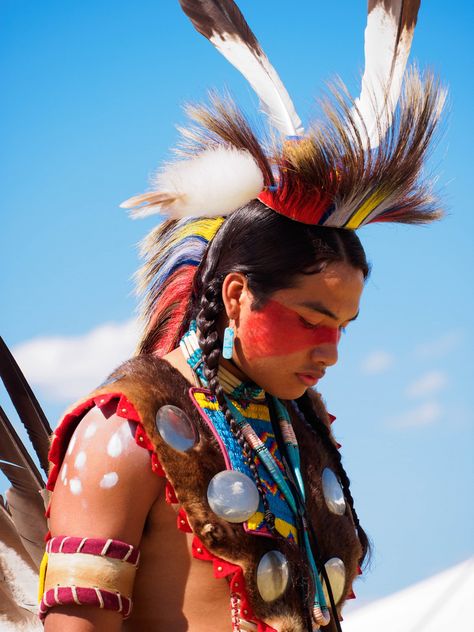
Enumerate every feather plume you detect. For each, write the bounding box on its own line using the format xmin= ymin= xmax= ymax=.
xmin=121 ymin=145 xmax=264 ymax=219
xmin=353 ymin=0 xmax=421 ymax=149
xmin=0 ymin=337 xmax=51 ymax=476
xmin=260 ymin=68 xmax=445 ymax=227
xmin=136 ymin=217 xmax=224 ymax=355
xmin=178 ymin=0 xmax=303 ymax=137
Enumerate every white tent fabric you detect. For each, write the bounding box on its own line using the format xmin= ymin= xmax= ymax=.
xmin=343 ymin=557 xmax=474 ymax=632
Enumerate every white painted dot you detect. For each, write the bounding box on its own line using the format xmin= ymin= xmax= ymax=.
xmin=67 ymin=434 xmax=77 ymax=455
xmin=84 ymin=423 xmax=97 ymax=439
xmin=107 ymin=433 xmax=122 ymax=458
xmin=74 ymin=451 xmax=87 ymax=470
xmin=69 ymin=478 xmax=82 ymax=495
xmin=99 ymin=472 xmax=119 ymax=489
xmin=60 ymin=463 xmax=68 ymax=482
xmin=63 ymin=477 xmax=68 ymax=486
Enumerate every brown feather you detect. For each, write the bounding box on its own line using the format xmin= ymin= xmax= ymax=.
xmin=0 ymin=407 xmax=44 ymax=492
xmin=5 ymin=488 xmax=46 ymax=569
xmin=0 ymin=337 xmax=51 ymax=475
xmin=179 ymin=0 xmax=259 ymax=53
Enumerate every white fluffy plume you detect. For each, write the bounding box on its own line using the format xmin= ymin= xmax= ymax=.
xmin=121 ymin=146 xmax=264 ymax=218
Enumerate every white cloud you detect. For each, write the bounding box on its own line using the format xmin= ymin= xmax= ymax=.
xmin=360 ymin=350 xmax=394 ymax=374
xmin=405 ymin=370 xmax=448 ymax=399
xmin=387 ymin=401 xmax=442 ymax=429
xmin=13 ymin=319 xmax=139 ymax=404
xmin=414 ymin=330 xmax=464 ymax=360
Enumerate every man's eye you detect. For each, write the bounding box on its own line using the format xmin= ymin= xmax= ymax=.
xmin=299 ymin=317 xmax=320 ymax=330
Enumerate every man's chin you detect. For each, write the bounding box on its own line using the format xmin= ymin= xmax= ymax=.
xmin=264 ymin=382 xmax=308 ymax=401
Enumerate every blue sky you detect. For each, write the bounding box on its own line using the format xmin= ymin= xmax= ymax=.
xmin=1 ymin=0 xmax=473 ymax=609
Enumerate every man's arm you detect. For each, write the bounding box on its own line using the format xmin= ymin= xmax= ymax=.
xmin=44 ymin=404 xmax=164 ymax=631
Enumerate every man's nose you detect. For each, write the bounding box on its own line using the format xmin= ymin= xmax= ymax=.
xmin=310 ymin=342 xmax=339 ymax=367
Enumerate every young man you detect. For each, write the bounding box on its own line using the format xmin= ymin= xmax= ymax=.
xmin=1 ymin=1 xmax=445 ymax=631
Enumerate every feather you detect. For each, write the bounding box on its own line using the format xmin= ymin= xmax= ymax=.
xmin=3 ymin=489 xmax=46 ymax=569
xmin=260 ymin=69 xmax=445 ymax=227
xmin=353 ymin=0 xmax=421 ymax=149
xmin=122 ymin=146 xmax=264 ymax=219
xmin=136 ymin=217 xmax=224 ymax=355
xmin=0 ymin=408 xmax=47 ymax=569
xmin=0 ymin=337 xmax=51 ymax=476
xmin=0 ymin=408 xmax=44 ymax=492
xmin=179 ymin=0 xmax=303 ymax=137
xmin=0 ymin=504 xmax=36 ymax=572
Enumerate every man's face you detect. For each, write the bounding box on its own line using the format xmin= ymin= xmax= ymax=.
xmin=231 ymin=262 xmax=365 ymax=399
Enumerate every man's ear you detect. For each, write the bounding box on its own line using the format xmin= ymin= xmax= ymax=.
xmin=221 ymin=272 xmax=248 ymax=322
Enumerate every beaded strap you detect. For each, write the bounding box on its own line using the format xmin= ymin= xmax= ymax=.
xmin=39 ymin=536 xmax=140 ymax=620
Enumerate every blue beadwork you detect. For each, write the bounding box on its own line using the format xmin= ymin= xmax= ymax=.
xmin=181 ymin=323 xmax=328 ymax=615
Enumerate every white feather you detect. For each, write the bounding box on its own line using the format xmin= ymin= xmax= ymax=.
xmin=210 ymin=33 xmax=303 ymax=138
xmin=125 ymin=146 xmax=264 ymax=219
xmin=353 ymin=2 xmax=416 ymax=149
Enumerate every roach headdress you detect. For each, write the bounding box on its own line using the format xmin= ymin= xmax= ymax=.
xmin=123 ymin=0 xmax=446 ymax=354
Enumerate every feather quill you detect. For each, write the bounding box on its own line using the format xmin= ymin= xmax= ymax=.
xmin=353 ymin=0 xmax=421 ymax=148
xmin=179 ymin=0 xmax=303 ymax=137
xmin=0 ymin=337 xmax=51 ymax=476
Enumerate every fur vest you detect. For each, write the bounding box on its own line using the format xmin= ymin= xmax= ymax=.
xmin=48 ymin=355 xmax=362 ymax=632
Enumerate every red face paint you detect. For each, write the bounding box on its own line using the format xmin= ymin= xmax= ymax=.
xmin=240 ymin=299 xmax=340 ymax=359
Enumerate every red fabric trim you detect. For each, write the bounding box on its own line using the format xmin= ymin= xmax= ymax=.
xmin=191 ymin=536 xmax=277 ymax=632
xmin=47 ymin=393 xmax=143 ymax=493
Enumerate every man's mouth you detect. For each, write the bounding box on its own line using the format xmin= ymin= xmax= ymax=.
xmin=295 ymin=371 xmax=325 ymax=387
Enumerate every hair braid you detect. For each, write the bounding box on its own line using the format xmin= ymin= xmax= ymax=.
xmin=196 ymin=278 xmax=276 ymax=532
xmin=296 ymin=393 xmax=370 ymax=568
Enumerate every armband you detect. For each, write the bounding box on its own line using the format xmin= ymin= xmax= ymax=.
xmin=38 ymin=536 xmax=140 ymax=619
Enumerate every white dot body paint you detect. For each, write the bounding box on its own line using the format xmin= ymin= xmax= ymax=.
xmin=67 ymin=434 xmax=77 ymax=455
xmin=60 ymin=463 xmax=68 ymax=482
xmin=100 ymin=472 xmax=119 ymax=489
xmin=74 ymin=451 xmax=87 ymax=470
xmin=69 ymin=478 xmax=82 ymax=495
xmin=63 ymin=478 xmax=68 ymax=486
xmin=84 ymin=423 xmax=97 ymax=440
xmin=107 ymin=432 xmax=123 ymax=458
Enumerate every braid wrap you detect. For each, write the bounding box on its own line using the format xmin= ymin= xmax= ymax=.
xmin=196 ymin=277 xmax=276 ymax=531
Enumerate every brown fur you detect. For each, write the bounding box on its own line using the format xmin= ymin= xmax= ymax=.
xmin=88 ymin=356 xmax=361 ymax=630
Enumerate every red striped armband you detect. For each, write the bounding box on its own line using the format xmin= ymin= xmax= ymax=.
xmin=38 ymin=536 xmax=140 ymax=620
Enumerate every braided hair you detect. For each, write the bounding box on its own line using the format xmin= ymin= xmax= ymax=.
xmin=196 ymin=276 xmax=276 ymax=531
xmin=295 ymin=393 xmax=370 ymax=568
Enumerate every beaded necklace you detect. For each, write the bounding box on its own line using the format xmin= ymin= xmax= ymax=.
xmin=180 ymin=323 xmax=332 ymax=629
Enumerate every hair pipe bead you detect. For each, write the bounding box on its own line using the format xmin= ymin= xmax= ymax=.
xmin=222 ymin=325 xmax=235 ymax=360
